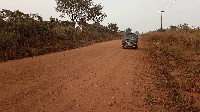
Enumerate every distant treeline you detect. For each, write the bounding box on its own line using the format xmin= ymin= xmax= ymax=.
xmin=0 ymin=9 xmax=121 ymax=62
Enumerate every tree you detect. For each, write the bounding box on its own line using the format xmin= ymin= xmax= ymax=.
xmin=125 ymin=28 xmax=132 ymax=33
xmin=135 ymin=31 xmax=139 ymax=35
xmin=169 ymin=25 xmax=178 ymax=31
xmin=0 ymin=9 xmax=50 ymax=37
xmin=108 ymin=23 xmax=118 ymax=33
xmin=178 ymin=23 xmax=190 ymax=31
xmin=55 ymin=0 xmax=107 ymax=24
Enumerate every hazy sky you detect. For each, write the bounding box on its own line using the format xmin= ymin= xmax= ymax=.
xmin=0 ymin=0 xmax=200 ymax=33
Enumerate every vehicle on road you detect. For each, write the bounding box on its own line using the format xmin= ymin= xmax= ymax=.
xmin=122 ymin=33 xmax=139 ymax=49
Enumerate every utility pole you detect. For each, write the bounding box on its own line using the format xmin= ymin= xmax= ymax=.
xmin=160 ymin=11 xmax=165 ymax=31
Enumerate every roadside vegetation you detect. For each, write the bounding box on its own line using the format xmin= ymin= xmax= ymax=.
xmin=0 ymin=9 xmax=120 ymax=62
xmin=144 ymin=23 xmax=200 ymax=111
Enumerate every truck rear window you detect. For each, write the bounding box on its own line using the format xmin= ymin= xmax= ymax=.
xmin=125 ymin=33 xmax=137 ymax=39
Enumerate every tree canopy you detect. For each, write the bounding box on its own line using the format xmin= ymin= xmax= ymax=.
xmin=135 ymin=31 xmax=139 ymax=35
xmin=125 ymin=28 xmax=132 ymax=33
xmin=108 ymin=23 xmax=118 ymax=33
xmin=55 ymin=0 xmax=107 ymax=23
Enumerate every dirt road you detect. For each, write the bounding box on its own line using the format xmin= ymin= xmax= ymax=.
xmin=0 ymin=38 xmax=153 ymax=112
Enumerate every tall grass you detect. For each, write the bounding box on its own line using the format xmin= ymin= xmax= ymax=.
xmin=144 ymin=26 xmax=200 ymax=112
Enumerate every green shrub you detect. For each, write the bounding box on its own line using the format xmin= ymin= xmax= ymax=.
xmin=0 ymin=32 xmax=19 ymax=50
xmin=0 ymin=9 xmax=121 ymax=62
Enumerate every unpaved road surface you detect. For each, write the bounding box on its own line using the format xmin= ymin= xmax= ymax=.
xmin=0 ymin=38 xmax=153 ymax=112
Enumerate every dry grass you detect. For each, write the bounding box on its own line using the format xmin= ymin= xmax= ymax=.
xmin=144 ymin=29 xmax=200 ymax=112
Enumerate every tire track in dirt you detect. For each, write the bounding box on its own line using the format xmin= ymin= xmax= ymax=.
xmin=0 ymin=38 xmax=153 ymax=112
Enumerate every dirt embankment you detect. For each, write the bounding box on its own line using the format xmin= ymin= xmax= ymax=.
xmin=0 ymin=38 xmax=154 ymax=112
